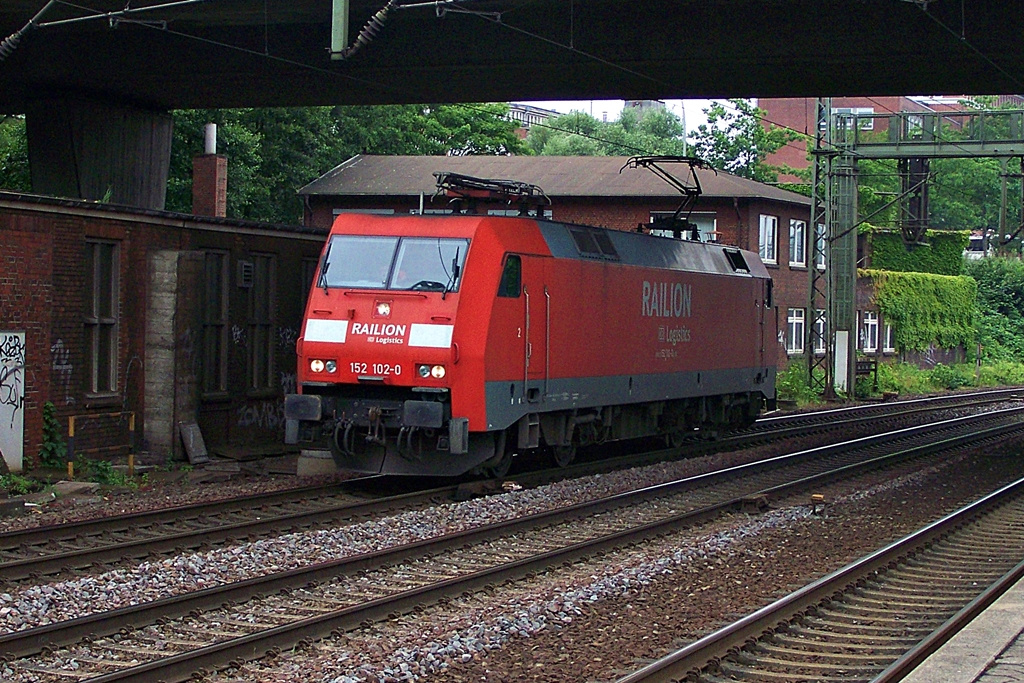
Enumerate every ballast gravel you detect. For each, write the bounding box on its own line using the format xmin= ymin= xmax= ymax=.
xmin=212 ymin=456 xmax=982 ymax=683
xmin=0 ymin=449 xmax=781 ymax=633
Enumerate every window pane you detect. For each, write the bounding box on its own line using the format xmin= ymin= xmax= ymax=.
xmin=389 ymin=238 xmax=469 ymax=291
xmin=322 ymin=235 xmax=399 ymax=289
xmin=498 ymin=255 xmax=522 ymax=298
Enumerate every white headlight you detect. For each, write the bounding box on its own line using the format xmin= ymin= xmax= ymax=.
xmin=431 ymin=365 xmax=446 ymax=379
xmin=310 ymin=359 xmax=325 ymax=373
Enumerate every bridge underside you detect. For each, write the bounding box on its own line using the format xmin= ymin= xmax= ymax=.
xmin=2 ymin=0 xmax=1024 ymax=113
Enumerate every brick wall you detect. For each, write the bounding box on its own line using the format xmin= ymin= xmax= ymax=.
xmin=0 ymin=213 xmax=54 ymax=468
xmin=1 ymin=196 xmax=325 ymax=468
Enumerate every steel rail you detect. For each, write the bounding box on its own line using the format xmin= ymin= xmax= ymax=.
xmin=4 ymin=408 xmax=1023 ymax=681
xmin=614 ymin=474 xmax=1024 ymax=683
xmin=4 ymin=390 xmax=1014 ymax=584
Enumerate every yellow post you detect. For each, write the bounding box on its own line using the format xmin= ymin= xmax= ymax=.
xmin=67 ymin=416 xmax=76 ymax=479
xmin=128 ymin=412 xmax=136 ymax=477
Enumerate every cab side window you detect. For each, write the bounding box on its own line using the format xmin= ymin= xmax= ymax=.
xmin=498 ymin=254 xmax=521 ymax=297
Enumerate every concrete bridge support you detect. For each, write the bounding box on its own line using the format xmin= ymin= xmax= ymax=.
xmin=25 ymin=97 xmax=172 ymax=210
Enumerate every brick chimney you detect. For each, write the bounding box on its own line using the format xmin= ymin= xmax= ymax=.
xmin=192 ymin=123 xmax=227 ymax=217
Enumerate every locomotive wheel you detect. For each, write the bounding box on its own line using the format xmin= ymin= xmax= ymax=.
xmin=665 ymin=430 xmax=687 ymax=449
xmin=482 ymin=431 xmax=512 ymax=478
xmin=551 ymin=444 xmax=576 ymax=468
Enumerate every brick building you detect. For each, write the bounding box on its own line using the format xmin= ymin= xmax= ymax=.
xmin=759 ymin=95 xmax=1024 ymax=183
xmin=0 ymin=192 xmax=325 ymax=473
xmin=298 ymin=154 xmax=815 ymax=368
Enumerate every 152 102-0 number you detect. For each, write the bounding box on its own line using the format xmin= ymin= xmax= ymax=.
xmin=350 ymin=362 xmax=402 ymax=376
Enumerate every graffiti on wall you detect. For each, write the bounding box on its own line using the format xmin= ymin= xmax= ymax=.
xmin=50 ymin=339 xmax=74 ymax=406
xmin=237 ymin=400 xmax=285 ymax=431
xmin=278 ymin=327 xmax=298 ymax=351
xmin=0 ymin=331 xmax=26 ymax=472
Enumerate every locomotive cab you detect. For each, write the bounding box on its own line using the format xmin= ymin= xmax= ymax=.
xmin=285 ymin=221 xmax=495 ymax=476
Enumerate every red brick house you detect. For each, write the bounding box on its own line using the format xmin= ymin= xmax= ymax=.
xmin=298 ymin=154 xmax=816 ymax=369
xmin=0 ymin=192 xmax=325 ymax=473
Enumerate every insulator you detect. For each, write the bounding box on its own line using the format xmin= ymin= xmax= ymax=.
xmin=340 ymin=0 xmax=398 ymax=59
xmin=0 ymin=30 xmax=22 ymax=62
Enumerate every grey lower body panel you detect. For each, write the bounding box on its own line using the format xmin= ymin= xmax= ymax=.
xmin=484 ymin=366 xmax=775 ymax=431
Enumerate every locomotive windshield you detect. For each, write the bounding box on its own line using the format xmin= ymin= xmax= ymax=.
xmin=319 ymin=235 xmax=469 ymax=292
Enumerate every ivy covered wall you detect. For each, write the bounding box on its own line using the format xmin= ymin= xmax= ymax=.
xmin=862 ymin=269 xmax=977 ymax=351
xmin=864 ymin=227 xmax=970 ymax=276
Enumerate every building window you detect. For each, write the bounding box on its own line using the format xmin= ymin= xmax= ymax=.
xmin=84 ymin=241 xmax=119 ymax=394
xmin=202 ymin=252 xmax=229 ymax=394
xmin=861 ymin=311 xmax=879 ymax=353
xmin=815 ymin=222 xmax=827 ymax=269
xmin=813 ymin=309 xmax=827 ymax=355
xmin=488 ymin=208 xmax=553 ymax=218
xmin=248 ymin=254 xmax=276 ymax=391
xmin=649 ymin=211 xmax=718 ymax=242
xmin=759 ymin=214 xmax=777 ymax=264
xmin=789 ymin=218 xmax=806 ymax=267
xmin=883 ymin=323 xmax=896 ymax=353
xmin=786 ymin=308 xmax=805 ymax=355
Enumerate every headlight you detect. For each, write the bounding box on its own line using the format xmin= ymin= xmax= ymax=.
xmin=375 ymin=301 xmax=391 ymax=317
xmin=417 ymin=364 xmax=446 ymax=379
xmin=310 ymin=359 xmax=325 ymax=373
xmin=325 ymin=360 xmax=337 ymax=373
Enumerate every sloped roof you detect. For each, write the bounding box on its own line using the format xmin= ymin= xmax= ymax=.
xmin=298 ymin=155 xmax=811 ymax=206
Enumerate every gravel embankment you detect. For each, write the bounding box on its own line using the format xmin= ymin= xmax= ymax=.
xmin=216 ymin=446 xmax=1024 ymax=683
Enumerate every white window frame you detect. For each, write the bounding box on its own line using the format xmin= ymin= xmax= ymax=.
xmin=861 ymin=311 xmax=879 ymax=353
xmin=789 ymin=218 xmax=806 ymax=267
xmin=786 ymin=308 xmax=805 ymax=355
xmin=759 ymin=214 xmax=778 ymax=264
xmin=883 ymin=323 xmax=896 ymax=353
xmin=813 ymin=309 xmax=827 ymax=355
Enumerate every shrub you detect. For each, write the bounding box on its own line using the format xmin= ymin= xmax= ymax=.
xmin=38 ymin=402 xmax=66 ymax=469
xmin=776 ymin=363 xmax=824 ymax=405
xmin=929 ymin=363 xmax=972 ymax=390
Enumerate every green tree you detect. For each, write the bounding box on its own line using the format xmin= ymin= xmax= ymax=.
xmin=0 ymin=115 xmax=30 ymax=192
xmin=690 ymin=99 xmax=799 ymax=182
xmin=965 ymin=257 xmax=1024 ymax=361
xmin=166 ymin=103 xmax=527 ymax=223
xmin=526 ymin=106 xmax=687 ymax=157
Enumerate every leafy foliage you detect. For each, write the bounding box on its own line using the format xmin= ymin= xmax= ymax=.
xmin=167 ymin=104 xmax=527 ymax=223
xmin=526 ymin=106 xmax=688 ymax=157
xmin=965 ymin=257 xmax=1024 ymax=361
xmin=866 ymin=228 xmax=969 ymax=276
xmin=0 ymin=472 xmax=42 ymax=496
xmin=863 ymin=269 xmax=977 ymax=351
xmin=691 ymin=99 xmax=800 ymax=183
xmin=38 ymin=401 xmax=66 ymax=469
xmin=0 ymin=115 xmax=30 ymax=192
xmin=775 ymin=363 xmax=824 ymax=405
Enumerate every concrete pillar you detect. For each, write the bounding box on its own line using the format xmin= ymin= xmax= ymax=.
xmin=145 ymin=250 xmax=202 ymax=462
xmin=24 ymin=97 xmax=172 ymax=210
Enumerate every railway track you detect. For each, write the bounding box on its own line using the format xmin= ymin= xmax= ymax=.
xmin=2 ymin=406 xmax=1023 ymax=683
xmin=616 ymin=470 xmax=1024 ymax=683
xmin=2 ymin=389 xmax=1018 ymax=586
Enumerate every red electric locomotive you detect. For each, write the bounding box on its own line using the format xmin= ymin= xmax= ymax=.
xmin=285 ymin=191 xmax=776 ymax=477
